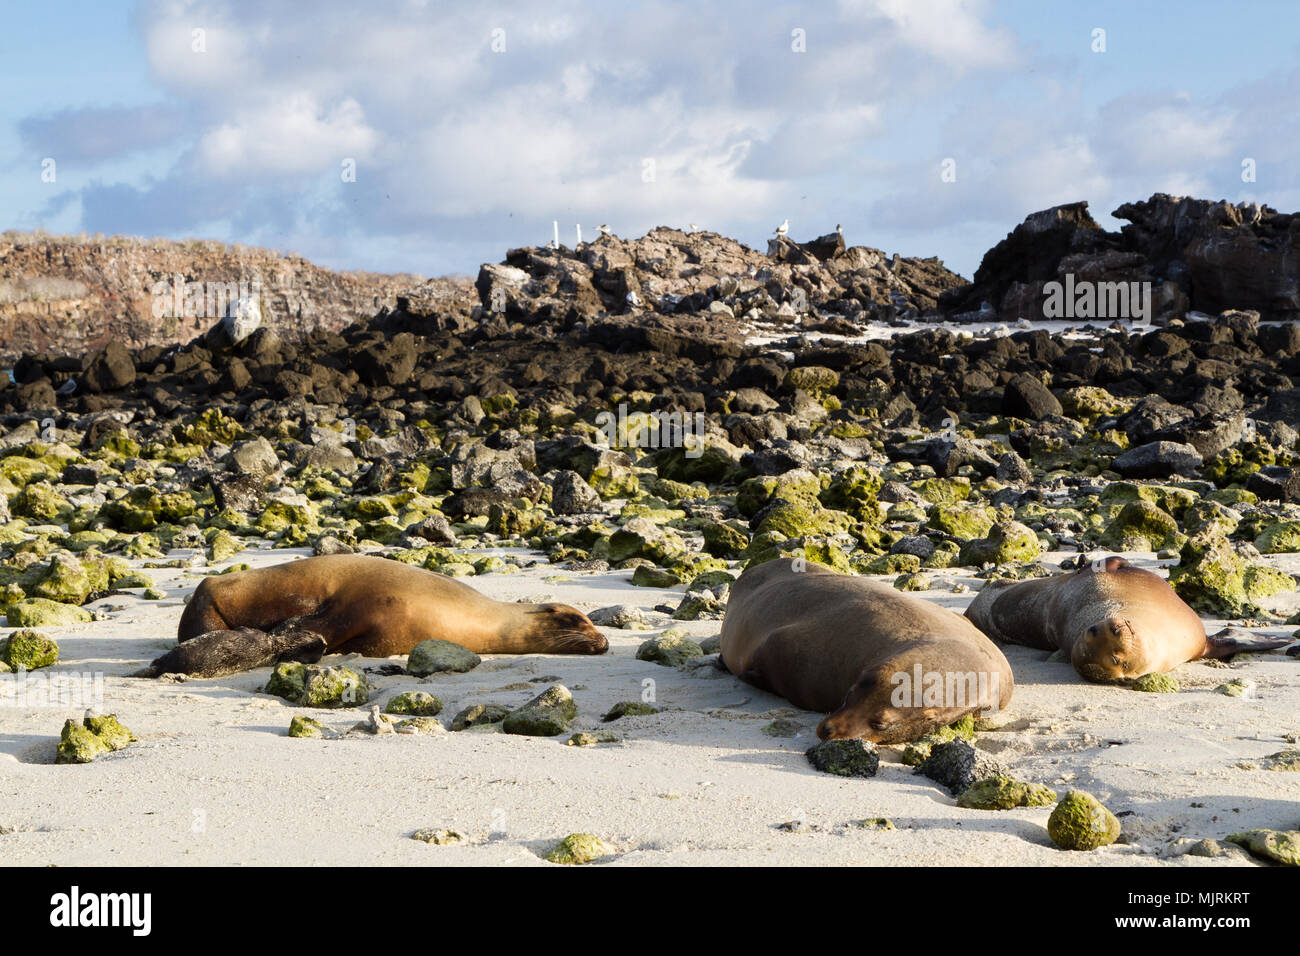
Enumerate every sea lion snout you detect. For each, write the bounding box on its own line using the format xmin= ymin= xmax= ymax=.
xmin=534 ymin=604 xmax=609 ymax=654
xmin=1071 ymin=616 xmax=1138 ymax=681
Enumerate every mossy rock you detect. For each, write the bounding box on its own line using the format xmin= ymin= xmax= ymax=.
xmin=384 ymin=691 xmax=444 ymax=717
xmin=957 ymin=775 xmax=1057 ymax=810
xmin=1170 ymin=533 xmax=1261 ymax=618
xmin=6 ymin=598 xmax=93 ymax=627
xmin=959 ymin=520 xmax=1042 ymax=566
xmin=265 ymin=662 xmax=369 ymax=708
xmin=861 ymin=552 xmax=921 ymax=575
xmin=635 ymin=628 xmax=703 ymax=667
xmin=502 ymin=684 xmax=578 ymax=737
xmin=1255 ymin=520 xmax=1300 ymax=555
xmin=805 ymin=738 xmax=879 ymax=777
xmin=450 ymin=703 xmax=510 ymax=731
xmin=287 ymin=716 xmax=327 ymax=738
xmin=701 ymin=520 xmax=750 ymax=558
xmin=1243 ymin=565 xmax=1296 ymax=600
xmin=893 ymin=572 xmax=930 ymax=591
xmin=407 ymin=638 xmax=481 ymax=676
xmin=926 ymin=503 xmax=995 ymax=541
xmin=1130 ymin=673 xmax=1179 ymax=693
xmin=786 ymin=365 xmax=839 ymax=393
xmin=567 ymin=731 xmax=620 ymax=746
xmin=1225 ymin=829 xmax=1300 ymax=866
xmin=1047 ymin=790 xmax=1121 ymax=850
xmin=602 ymin=701 xmax=659 ymax=721
xmin=543 ymin=833 xmax=614 ymax=865
xmin=411 ymin=827 xmax=464 ymax=845
xmin=1098 ymin=500 xmax=1184 ymax=553
xmin=914 ymin=477 xmax=971 ymax=505
xmin=0 ymin=629 xmax=59 ymax=670
xmin=900 ymin=714 xmax=977 ymax=766
xmin=55 ymin=713 xmax=136 ymax=764
xmin=630 ymin=565 xmax=681 ymax=588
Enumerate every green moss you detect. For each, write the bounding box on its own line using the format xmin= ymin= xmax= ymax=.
xmin=900 ymin=715 xmax=976 ymax=766
xmin=411 ymin=827 xmax=464 ymax=845
xmin=926 ymin=503 xmax=995 ymax=541
xmin=1047 ymin=790 xmax=1121 ymax=850
xmin=543 ymin=833 xmax=614 ymax=864
xmin=5 ymin=598 xmax=93 ymax=627
xmin=265 ymin=662 xmax=307 ymax=701
xmin=1130 ymin=673 xmax=1179 ymax=693
xmin=450 ymin=703 xmax=510 ymax=731
xmin=567 ymin=731 xmax=620 ymax=746
xmin=602 ymin=701 xmax=660 ymax=721
xmin=55 ymin=713 xmax=136 ymax=764
xmin=502 ymin=684 xmax=578 ymax=737
xmin=0 ymin=629 xmax=59 ymax=669
xmin=384 ymin=691 xmax=443 ymax=717
xmin=914 ymin=477 xmax=971 ymax=505
xmin=299 ymin=666 xmax=369 ymax=708
xmin=959 ymin=520 xmax=1042 ymax=566
xmin=957 ymin=776 xmax=1057 ymax=810
xmin=1225 ymin=829 xmax=1300 ymax=866
xmin=635 ymin=628 xmax=703 ymax=666
xmin=1243 ymin=565 xmax=1296 ymax=600
xmin=287 ymin=715 xmax=327 ymax=738
xmin=630 ymin=565 xmax=681 ymax=588
xmin=1099 ymin=501 xmax=1184 ymax=552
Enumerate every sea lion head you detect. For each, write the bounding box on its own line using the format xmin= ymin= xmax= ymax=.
xmin=526 ymin=603 xmax=609 ymax=654
xmin=1069 ymin=615 xmax=1144 ymax=682
xmin=815 ymin=673 xmax=901 ymax=742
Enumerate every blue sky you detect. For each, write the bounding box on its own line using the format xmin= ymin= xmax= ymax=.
xmin=2 ymin=0 xmax=1297 ymax=280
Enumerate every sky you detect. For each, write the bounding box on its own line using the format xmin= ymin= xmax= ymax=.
xmin=1 ymin=0 xmax=1297 ymax=280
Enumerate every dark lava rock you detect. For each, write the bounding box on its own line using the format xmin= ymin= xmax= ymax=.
xmin=1111 ymin=440 xmax=1202 ymax=479
xmin=805 ymin=738 xmax=879 ymax=778
xmin=1003 ymin=373 xmax=1062 ymax=420
xmin=916 ymin=740 xmax=1008 ymax=795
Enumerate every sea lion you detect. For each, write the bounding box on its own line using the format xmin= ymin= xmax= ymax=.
xmin=137 ymin=554 xmax=607 ymax=678
xmin=964 ymin=555 xmax=1290 ymax=682
xmin=719 ymin=559 xmax=1013 ymax=743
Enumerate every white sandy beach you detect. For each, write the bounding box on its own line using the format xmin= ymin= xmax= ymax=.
xmin=1 ymin=546 xmax=1297 ymax=867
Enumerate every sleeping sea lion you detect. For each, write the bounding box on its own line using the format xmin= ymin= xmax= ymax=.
xmin=137 ymin=554 xmax=607 ymax=678
xmin=964 ymin=555 xmax=1290 ymax=681
xmin=719 ymin=559 xmax=1014 ymax=743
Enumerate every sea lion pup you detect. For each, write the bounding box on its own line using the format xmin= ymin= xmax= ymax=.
xmin=136 ymin=554 xmax=607 ymax=678
xmin=719 ymin=559 xmax=1013 ymax=743
xmin=964 ymin=555 xmax=1290 ymax=682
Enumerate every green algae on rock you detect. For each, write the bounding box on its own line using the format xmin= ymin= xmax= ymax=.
xmin=5 ymin=598 xmax=93 ymax=627
xmin=635 ymin=628 xmax=703 ymax=667
xmin=502 ymin=684 xmax=578 ymax=736
xmin=265 ymin=662 xmax=369 ymax=708
xmin=0 ymin=629 xmax=59 ymax=670
xmin=55 ymin=713 xmax=136 ymax=764
xmin=543 ymin=832 xmax=614 ymax=864
xmin=1047 ymin=790 xmax=1121 ymax=850
xmin=567 ymin=731 xmax=620 ymax=746
xmin=384 ymin=691 xmax=443 ymax=716
xmin=1129 ymin=673 xmax=1180 ymax=693
xmin=287 ymin=715 xmax=327 ymax=738
xmin=411 ymin=827 xmax=463 ymax=845
xmin=848 ymin=817 xmax=895 ymax=830
xmin=956 ymin=775 xmax=1057 ymax=810
xmin=406 ymin=638 xmax=481 ymax=676
xmin=601 ymin=701 xmax=659 ymax=721
xmin=450 ymin=703 xmax=510 ymax=731
xmin=1226 ymin=829 xmax=1299 ymax=866
xmin=805 ymin=738 xmax=879 ymax=778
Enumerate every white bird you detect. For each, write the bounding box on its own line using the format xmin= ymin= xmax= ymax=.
xmin=687 ymin=223 xmax=699 ymax=233
xmin=626 ymin=290 xmax=642 ymax=308
xmin=836 ymin=223 xmax=843 ymax=236
xmin=773 ymin=219 xmax=789 ymax=238
xmin=598 ymin=224 xmax=613 ymax=238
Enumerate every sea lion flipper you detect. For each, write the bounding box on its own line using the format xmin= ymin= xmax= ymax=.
xmin=1201 ymin=627 xmax=1293 ymax=660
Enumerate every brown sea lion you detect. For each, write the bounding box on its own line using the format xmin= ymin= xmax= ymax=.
xmin=719 ymin=559 xmax=1014 ymax=743
xmin=964 ymin=555 xmax=1290 ymax=682
xmin=137 ymin=554 xmax=607 ymax=678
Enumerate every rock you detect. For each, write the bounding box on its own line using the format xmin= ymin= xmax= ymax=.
xmin=407 ymin=513 xmax=457 ymax=546
xmin=567 ymin=731 xmax=620 ymax=746
xmin=450 ymin=703 xmax=510 ymax=731
xmin=543 ymin=833 xmax=614 ymax=865
xmin=5 ymin=599 xmax=92 ymax=627
xmin=1003 ymin=373 xmax=1062 ymax=420
xmin=1129 ymin=673 xmax=1179 ymax=693
xmin=956 ymin=776 xmax=1057 ymax=810
xmin=384 ymin=691 xmax=443 ymax=716
xmin=1047 ymin=790 xmax=1121 ymax=851
xmin=635 ymin=628 xmax=703 ymax=666
xmin=287 ymin=716 xmax=327 ymax=738
xmin=762 ymin=717 xmax=804 ymax=737
xmin=805 ymin=738 xmax=880 ymax=777
xmin=0 ymin=629 xmax=59 ymax=670
xmin=917 ymin=740 xmax=1007 ymax=795
xmin=1112 ymin=441 xmax=1202 ymax=479
xmin=501 ymin=684 xmax=577 ymax=736
xmin=631 ymin=566 xmax=681 ymax=588
xmin=265 ymin=662 xmax=370 ymax=708
xmin=601 ymin=701 xmax=659 ymax=721
xmin=588 ymin=605 xmax=648 ymax=628
xmin=228 ymin=437 xmax=279 ymax=478
xmin=411 ymin=827 xmax=463 ymax=845
xmin=55 ymin=712 xmax=136 ymax=764
xmin=1215 ymin=678 xmax=1255 ymax=698
xmin=900 ymin=715 xmax=977 ymax=766
xmin=959 ymin=520 xmax=1041 ymax=566
xmin=1226 ymin=829 xmax=1299 ymax=866
xmin=1262 ymin=750 xmax=1300 ymax=771
xmin=81 ymin=341 xmax=136 ymax=393
xmin=550 ymin=470 xmax=603 ymax=515
xmin=407 ymin=639 xmax=481 ymax=676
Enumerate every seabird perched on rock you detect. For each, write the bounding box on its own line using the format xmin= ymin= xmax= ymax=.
xmin=626 ymin=290 xmax=642 ymax=308
xmin=836 ymin=223 xmax=843 ymax=236
xmin=598 ymin=224 xmax=613 ymax=238
xmin=687 ymin=223 xmax=699 ymax=233
xmin=773 ymin=218 xmax=790 ymax=238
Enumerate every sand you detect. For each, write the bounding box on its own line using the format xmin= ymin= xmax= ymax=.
xmin=1 ymin=546 xmax=1297 ymax=866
